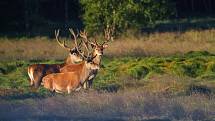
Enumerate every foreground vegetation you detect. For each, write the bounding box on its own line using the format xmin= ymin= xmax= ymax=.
xmin=1 ymin=52 xmax=215 ymax=120
xmin=0 ymin=51 xmax=215 ymax=97
xmin=0 ymin=90 xmax=215 ymax=121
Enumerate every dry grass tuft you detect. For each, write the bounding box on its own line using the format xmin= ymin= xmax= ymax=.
xmin=0 ymin=29 xmax=215 ymax=60
xmin=106 ymin=29 xmax=215 ymax=57
xmin=0 ymin=90 xmax=214 ymax=121
xmin=0 ymin=37 xmax=71 ymax=60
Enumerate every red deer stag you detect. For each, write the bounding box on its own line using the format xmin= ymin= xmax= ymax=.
xmin=79 ymin=26 xmax=114 ymax=89
xmin=28 ymin=29 xmax=83 ymax=88
xmin=42 ymin=31 xmax=99 ymax=93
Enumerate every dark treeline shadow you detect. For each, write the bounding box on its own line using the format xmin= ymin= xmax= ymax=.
xmin=141 ymin=16 xmax=215 ymax=34
xmin=1 ymin=0 xmax=215 ymax=38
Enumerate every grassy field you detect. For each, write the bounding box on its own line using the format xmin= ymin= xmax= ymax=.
xmin=1 ymin=29 xmax=215 ymax=120
xmin=1 ymin=29 xmax=215 ymax=60
xmin=1 ymin=51 xmax=215 ymax=96
xmin=0 ymin=90 xmax=214 ymax=121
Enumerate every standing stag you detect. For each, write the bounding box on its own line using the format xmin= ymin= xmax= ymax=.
xmin=78 ymin=27 xmax=114 ymax=89
xmin=28 ymin=29 xmax=83 ymax=88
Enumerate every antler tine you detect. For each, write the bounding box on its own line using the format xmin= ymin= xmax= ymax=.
xmin=69 ymin=29 xmax=79 ymax=49
xmin=93 ymin=38 xmax=99 ymax=46
xmin=109 ymin=26 xmax=114 ymax=42
xmin=80 ymin=30 xmax=87 ymax=43
xmin=80 ymin=29 xmax=99 ymax=48
xmin=80 ymin=30 xmax=90 ymax=50
xmin=69 ymin=28 xmax=87 ymax=60
xmin=103 ymin=25 xmax=114 ymax=45
xmin=79 ymin=30 xmax=97 ymax=58
xmin=55 ymin=29 xmax=71 ymax=50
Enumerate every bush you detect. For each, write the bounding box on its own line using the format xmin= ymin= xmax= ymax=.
xmin=127 ymin=65 xmax=149 ymax=79
xmin=80 ymin=0 xmax=174 ymax=34
xmin=182 ymin=62 xmax=206 ymax=78
xmin=184 ymin=51 xmax=213 ymax=57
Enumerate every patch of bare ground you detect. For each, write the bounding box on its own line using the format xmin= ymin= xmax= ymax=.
xmin=0 ymin=90 xmax=214 ymax=121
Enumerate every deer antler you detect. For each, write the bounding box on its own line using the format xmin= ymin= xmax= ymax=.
xmin=69 ymin=28 xmax=90 ymax=60
xmin=103 ymin=25 xmax=114 ymax=45
xmin=80 ymin=30 xmax=98 ymax=47
xmin=79 ymin=30 xmax=90 ymax=51
xmin=55 ymin=29 xmax=72 ymax=50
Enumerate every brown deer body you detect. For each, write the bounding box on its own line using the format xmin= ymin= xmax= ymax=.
xmin=28 ymin=29 xmax=83 ymax=88
xmin=42 ymin=61 xmax=99 ymax=93
xmin=28 ymin=64 xmax=61 ymax=88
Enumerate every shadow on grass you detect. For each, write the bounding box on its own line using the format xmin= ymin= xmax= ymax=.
xmin=98 ymin=84 xmax=121 ymax=93
xmin=0 ymin=92 xmax=48 ymax=100
xmin=0 ymin=115 xmax=71 ymax=121
xmin=1 ymin=17 xmax=215 ymax=38
xmin=0 ymin=87 xmax=55 ymax=100
xmin=187 ymin=85 xmax=213 ymax=99
xmin=0 ymin=115 xmax=171 ymax=121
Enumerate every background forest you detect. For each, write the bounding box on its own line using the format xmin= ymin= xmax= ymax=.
xmin=1 ymin=0 xmax=215 ymax=36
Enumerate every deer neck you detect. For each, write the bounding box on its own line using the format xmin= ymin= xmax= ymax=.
xmin=65 ymin=56 xmax=75 ymax=64
xmin=59 ymin=57 xmax=70 ymax=68
xmin=79 ymin=61 xmax=92 ymax=84
xmin=61 ymin=55 xmax=79 ymax=67
xmin=92 ymin=51 xmax=102 ymax=65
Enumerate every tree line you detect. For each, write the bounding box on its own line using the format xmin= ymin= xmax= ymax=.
xmin=0 ymin=0 xmax=215 ymax=36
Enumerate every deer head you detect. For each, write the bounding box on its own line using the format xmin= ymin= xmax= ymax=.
xmin=79 ymin=26 xmax=114 ymax=56
xmin=55 ymin=29 xmax=83 ymax=63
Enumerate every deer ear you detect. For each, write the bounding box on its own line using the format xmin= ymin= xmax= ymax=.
xmin=103 ymin=44 xmax=108 ymax=48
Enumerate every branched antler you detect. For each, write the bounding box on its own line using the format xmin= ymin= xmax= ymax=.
xmin=55 ymin=29 xmax=72 ymax=50
xmin=69 ymin=28 xmax=92 ymax=60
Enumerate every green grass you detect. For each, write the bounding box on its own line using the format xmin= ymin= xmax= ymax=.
xmin=93 ymin=51 xmax=215 ymax=94
xmin=1 ymin=51 xmax=215 ymax=97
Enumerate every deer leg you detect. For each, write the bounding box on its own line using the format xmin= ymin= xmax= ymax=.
xmin=30 ymin=80 xmax=34 ymax=86
xmin=88 ymin=75 xmax=95 ymax=88
xmin=28 ymin=69 xmax=34 ymax=86
xmin=55 ymin=90 xmax=63 ymax=94
xmin=88 ymin=79 xmax=94 ymax=88
xmin=68 ymin=89 xmax=71 ymax=94
xmin=83 ymin=82 xmax=88 ymax=89
xmin=75 ymin=86 xmax=82 ymax=91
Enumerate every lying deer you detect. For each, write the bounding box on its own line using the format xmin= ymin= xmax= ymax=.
xmin=28 ymin=29 xmax=83 ymax=88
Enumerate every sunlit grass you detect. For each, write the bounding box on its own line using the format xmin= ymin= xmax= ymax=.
xmin=0 ymin=90 xmax=214 ymax=121
xmin=1 ymin=29 xmax=215 ymax=60
xmin=1 ymin=51 xmax=215 ymax=97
